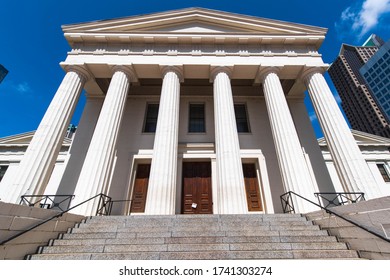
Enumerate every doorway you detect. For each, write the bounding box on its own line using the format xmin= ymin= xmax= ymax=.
xmin=243 ymin=163 xmax=263 ymax=211
xmin=130 ymin=164 xmax=151 ymax=213
xmin=181 ymin=162 xmax=213 ymax=214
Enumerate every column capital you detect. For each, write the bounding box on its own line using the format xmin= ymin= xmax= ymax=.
xmin=160 ymin=65 xmax=184 ymax=82
xmin=300 ymin=66 xmax=327 ymax=86
xmin=110 ymin=65 xmax=138 ymax=83
xmin=61 ymin=64 xmax=93 ymax=83
xmin=210 ymin=66 xmax=233 ymax=82
xmin=255 ymin=66 xmax=281 ymax=84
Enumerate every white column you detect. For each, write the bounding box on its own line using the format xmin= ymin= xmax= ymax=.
xmin=212 ymin=67 xmax=247 ymax=214
xmin=71 ymin=65 xmax=135 ymax=215
xmin=303 ymin=68 xmax=382 ymax=199
xmin=144 ymin=66 xmax=182 ymax=215
xmin=4 ymin=66 xmax=90 ymax=203
xmin=259 ymin=67 xmax=317 ymax=213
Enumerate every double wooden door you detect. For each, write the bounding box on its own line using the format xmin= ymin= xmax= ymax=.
xmin=182 ymin=162 xmax=213 ymax=214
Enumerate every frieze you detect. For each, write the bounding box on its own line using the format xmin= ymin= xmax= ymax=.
xmin=69 ymin=43 xmax=319 ymax=57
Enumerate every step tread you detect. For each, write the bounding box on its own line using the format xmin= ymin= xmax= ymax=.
xmin=29 ymin=249 xmax=359 ymax=260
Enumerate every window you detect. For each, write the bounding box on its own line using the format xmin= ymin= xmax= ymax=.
xmin=188 ymin=104 xmax=205 ymax=133
xmin=234 ymin=104 xmax=250 ymax=133
xmin=0 ymin=166 xmax=8 ymax=182
xmin=143 ymin=104 xmax=159 ymax=133
xmin=377 ymin=164 xmax=390 ymax=182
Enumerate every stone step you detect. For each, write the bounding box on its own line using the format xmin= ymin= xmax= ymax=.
xmin=29 ymin=249 xmax=359 ymax=260
xmin=42 ymin=240 xmax=347 ymax=255
xmin=78 ymin=218 xmax=314 ymax=227
xmin=61 ymin=229 xmax=331 ymax=239
xmin=53 ymin=234 xmax=340 ymax=247
xmin=71 ymin=224 xmax=320 ymax=233
xmin=85 ymin=214 xmax=306 ymax=224
xmin=61 ymin=232 xmax=117 ymax=240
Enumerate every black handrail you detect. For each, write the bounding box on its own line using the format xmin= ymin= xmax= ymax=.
xmin=95 ymin=194 xmax=112 ymax=216
xmin=280 ymin=191 xmax=390 ymax=244
xmin=0 ymin=193 xmax=112 ymax=245
xmin=20 ymin=195 xmax=75 ymax=212
xmin=314 ymin=192 xmax=365 ymax=209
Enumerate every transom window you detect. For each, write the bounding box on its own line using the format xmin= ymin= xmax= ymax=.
xmin=234 ymin=104 xmax=250 ymax=133
xmin=188 ymin=104 xmax=205 ymax=133
xmin=377 ymin=164 xmax=390 ymax=182
xmin=143 ymin=104 xmax=159 ymax=133
xmin=0 ymin=166 xmax=8 ymax=182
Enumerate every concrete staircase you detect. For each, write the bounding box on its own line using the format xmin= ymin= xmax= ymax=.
xmin=27 ymin=214 xmax=360 ymax=260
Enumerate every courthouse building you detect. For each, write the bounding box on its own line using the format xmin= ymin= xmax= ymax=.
xmin=0 ymin=8 xmax=386 ymax=216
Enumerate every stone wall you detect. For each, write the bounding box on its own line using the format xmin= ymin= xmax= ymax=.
xmin=305 ymin=196 xmax=390 ymax=259
xmin=0 ymin=201 xmax=84 ymax=260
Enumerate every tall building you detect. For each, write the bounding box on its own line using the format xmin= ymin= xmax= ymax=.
xmin=360 ymin=40 xmax=390 ymax=123
xmin=328 ymin=35 xmax=390 ymax=138
xmin=0 ymin=8 xmax=384 ymax=216
xmin=0 ymin=64 xmax=8 ymax=83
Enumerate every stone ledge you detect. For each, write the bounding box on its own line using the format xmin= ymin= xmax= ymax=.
xmin=0 ymin=201 xmax=84 ymax=260
xmin=305 ymin=197 xmax=390 ymax=260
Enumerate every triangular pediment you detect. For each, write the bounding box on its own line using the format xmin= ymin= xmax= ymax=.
xmin=0 ymin=132 xmax=72 ymax=146
xmin=0 ymin=131 xmax=36 ymax=145
xmin=318 ymin=130 xmax=390 ymax=146
xmin=63 ymin=8 xmax=326 ymax=36
xmin=145 ymin=21 xmax=250 ymax=33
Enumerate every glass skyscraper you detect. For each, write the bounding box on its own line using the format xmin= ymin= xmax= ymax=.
xmin=328 ymin=35 xmax=390 ymax=138
xmin=360 ymin=40 xmax=390 ymax=123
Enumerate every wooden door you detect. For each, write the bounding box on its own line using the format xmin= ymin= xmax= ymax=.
xmin=182 ymin=162 xmax=213 ymax=214
xmin=243 ymin=163 xmax=263 ymax=211
xmin=130 ymin=164 xmax=151 ymax=213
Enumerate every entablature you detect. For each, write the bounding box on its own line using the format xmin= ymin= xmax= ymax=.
xmin=65 ymin=33 xmax=324 ymax=49
xmin=68 ymin=42 xmax=320 ymax=57
xmin=60 ymin=60 xmax=327 ymax=98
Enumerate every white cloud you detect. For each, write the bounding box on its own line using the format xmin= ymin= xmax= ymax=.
xmin=0 ymin=80 xmax=33 ymax=96
xmin=336 ymin=0 xmax=390 ymax=40
xmin=309 ymin=112 xmax=317 ymax=122
xmin=355 ymin=0 xmax=390 ymax=36
xmin=15 ymin=82 xmax=31 ymax=93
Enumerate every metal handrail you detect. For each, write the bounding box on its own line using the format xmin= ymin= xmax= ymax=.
xmin=95 ymin=194 xmax=112 ymax=216
xmin=20 ymin=195 xmax=75 ymax=212
xmin=280 ymin=191 xmax=390 ymax=243
xmin=314 ymin=192 xmax=365 ymax=209
xmin=0 ymin=193 xmax=112 ymax=245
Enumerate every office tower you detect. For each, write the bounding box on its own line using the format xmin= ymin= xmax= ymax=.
xmin=328 ymin=35 xmax=390 ymax=138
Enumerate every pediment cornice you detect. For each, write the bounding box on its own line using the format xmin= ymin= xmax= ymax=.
xmin=318 ymin=130 xmax=390 ymax=147
xmin=0 ymin=131 xmax=72 ymax=146
xmin=63 ymin=8 xmax=326 ymax=48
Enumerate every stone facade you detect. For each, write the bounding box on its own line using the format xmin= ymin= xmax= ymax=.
xmin=0 ymin=8 xmax=383 ymax=216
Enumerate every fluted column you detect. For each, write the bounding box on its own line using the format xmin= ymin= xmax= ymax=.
xmin=3 ymin=66 xmax=90 ymax=203
xmin=260 ymin=67 xmax=317 ymax=213
xmin=144 ymin=66 xmax=182 ymax=215
xmin=303 ymin=68 xmax=381 ymax=199
xmin=212 ymin=67 xmax=247 ymax=214
xmin=71 ymin=65 xmax=135 ymax=215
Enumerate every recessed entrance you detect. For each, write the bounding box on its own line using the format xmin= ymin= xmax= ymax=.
xmin=130 ymin=164 xmax=151 ymax=213
xmin=182 ymin=162 xmax=213 ymax=214
xmin=243 ymin=163 xmax=263 ymax=211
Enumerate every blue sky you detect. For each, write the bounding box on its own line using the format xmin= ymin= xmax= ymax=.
xmin=0 ymin=0 xmax=389 ymax=138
